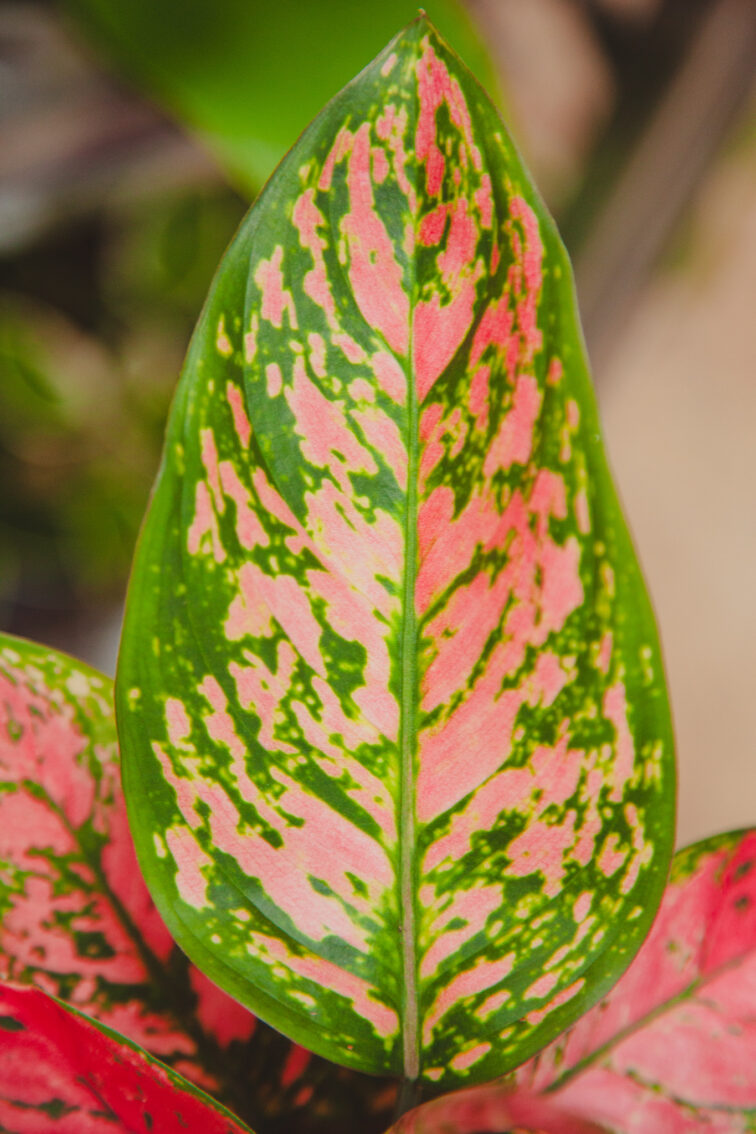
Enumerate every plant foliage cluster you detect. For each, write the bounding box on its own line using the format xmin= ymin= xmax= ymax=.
xmin=0 ymin=17 xmax=752 ymax=1134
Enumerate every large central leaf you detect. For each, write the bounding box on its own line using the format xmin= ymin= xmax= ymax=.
xmin=116 ymin=18 xmax=675 ymax=1089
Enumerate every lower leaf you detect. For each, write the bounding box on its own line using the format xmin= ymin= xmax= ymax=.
xmin=0 ymin=982 xmax=253 ymax=1133
xmin=388 ymin=1082 xmax=606 ymax=1134
xmin=517 ymin=828 xmax=756 ymax=1131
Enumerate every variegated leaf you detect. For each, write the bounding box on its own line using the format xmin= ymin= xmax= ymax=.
xmin=116 ymin=17 xmax=675 ymax=1087
xmin=512 ymin=829 xmax=756 ymax=1133
xmin=0 ymin=632 xmax=397 ymax=1132
xmin=0 ymin=982 xmax=252 ymax=1133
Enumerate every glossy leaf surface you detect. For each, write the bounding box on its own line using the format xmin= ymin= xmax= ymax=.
xmin=117 ymin=18 xmax=674 ymax=1087
xmin=516 ymin=829 xmax=756 ymax=1132
xmin=0 ymin=632 xmax=396 ymax=1133
xmin=63 ymin=0 xmax=496 ymax=195
xmin=0 ymin=983 xmax=252 ymax=1133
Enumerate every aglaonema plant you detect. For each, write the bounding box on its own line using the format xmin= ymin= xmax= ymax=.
xmin=8 ymin=14 xmax=751 ymax=1134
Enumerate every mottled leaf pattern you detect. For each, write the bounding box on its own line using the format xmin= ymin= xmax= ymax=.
xmin=0 ymin=632 xmax=397 ymax=1133
xmin=116 ymin=18 xmax=674 ymax=1086
xmin=515 ymin=830 xmax=756 ymax=1133
xmin=389 ymin=1082 xmax=606 ymax=1134
xmin=0 ymin=982 xmax=252 ymax=1133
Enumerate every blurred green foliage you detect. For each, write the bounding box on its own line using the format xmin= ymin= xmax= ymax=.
xmin=106 ymin=188 xmax=246 ymax=327
xmin=0 ymin=294 xmax=140 ymax=605
xmin=0 ymin=186 xmax=246 ymax=616
xmin=4 ymin=2 xmax=496 ymax=628
xmin=62 ymin=0 xmax=498 ymax=195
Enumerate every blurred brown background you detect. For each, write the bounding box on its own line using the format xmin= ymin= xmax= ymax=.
xmin=2 ymin=0 xmax=756 ymax=847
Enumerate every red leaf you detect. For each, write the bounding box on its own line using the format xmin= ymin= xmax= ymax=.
xmin=0 ymin=983 xmax=251 ymax=1133
xmin=116 ymin=15 xmax=674 ymax=1088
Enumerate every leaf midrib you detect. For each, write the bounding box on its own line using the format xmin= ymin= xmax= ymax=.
xmin=398 ymin=43 xmax=422 ymax=1082
xmin=398 ymin=313 xmax=420 ymax=1081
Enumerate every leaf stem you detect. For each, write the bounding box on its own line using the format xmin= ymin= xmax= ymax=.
xmin=393 ymin=1075 xmax=422 ymax=1123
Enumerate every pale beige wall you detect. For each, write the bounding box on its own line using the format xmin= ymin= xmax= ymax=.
xmin=596 ymin=110 xmax=756 ymax=846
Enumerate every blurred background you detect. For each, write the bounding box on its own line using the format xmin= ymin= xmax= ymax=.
xmin=1 ymin=0 xmax=755 ymax=848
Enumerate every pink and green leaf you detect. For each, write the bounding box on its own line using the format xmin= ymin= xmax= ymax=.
xmin=0 ymin=982 xmax=253 ymax=1133
xmin=116 ymin=17 xmax=675 ymax=1088
xmin=0 ymin=632 xmax=397 ymax=1132
xmin=511 ymin=828 xmax=756 ymax=1132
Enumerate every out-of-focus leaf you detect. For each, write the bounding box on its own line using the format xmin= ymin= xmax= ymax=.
xmin=0 ymin=632 xmax=397 ymax=1133
xmin=389 ymin=1082 xmax=607 ymax=1134
xmin=116 ymin=18 xmax=674 ymax=1089
xmin=0 ymin=295 xmax=160 ymax=600
xmin=62 ymin=0 xmax=498 ymax=196
xmin=0 ymin=301 xmax=105 ymax=434
xmin=515 ymin=829 xmax=756 ymax=1132
xmin=105 ymin=188 xmax=246 ymax=328
xmin=0 ymin=982 xmax=253 ymax=1134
